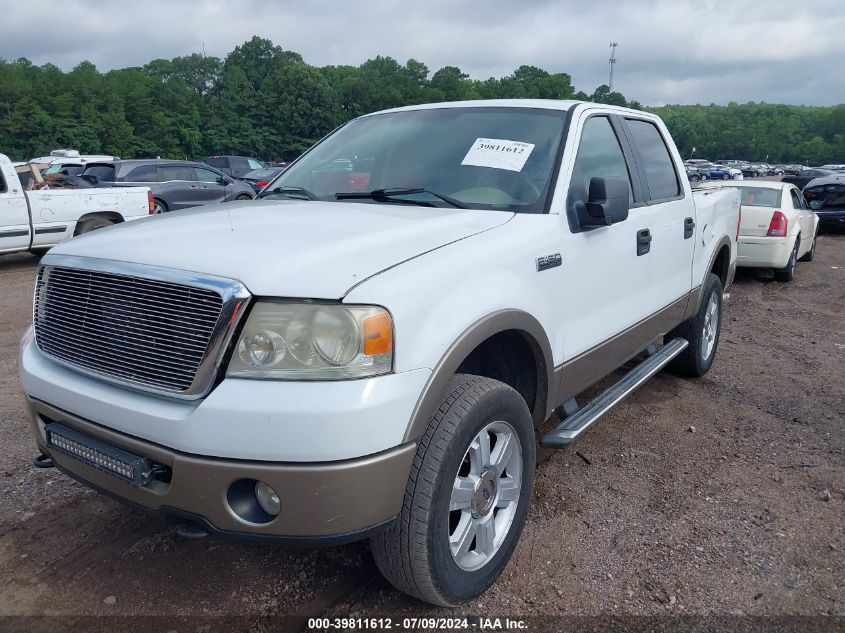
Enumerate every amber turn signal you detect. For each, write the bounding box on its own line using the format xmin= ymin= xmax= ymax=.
xmin=363 ymin=311 xmax=393 ymax=356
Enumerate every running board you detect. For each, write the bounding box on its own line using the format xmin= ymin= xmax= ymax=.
xmin=540 ymin=338 xmax=689 ymax=449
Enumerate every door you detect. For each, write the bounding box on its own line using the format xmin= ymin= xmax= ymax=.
xmin=620 ymin=117 xmax=695 ymax=311
xmin=788 ymin=186 xmax=813 ymax=253
xmin=559 ymin=113 xmax=652 ymax=361
xmin=0 ymin=166 xmax=31 ymax=253
xmin=193 ymin=167 xmax=229 ymax=204
xmin=157 ymin=164 xmax=201 ymax=210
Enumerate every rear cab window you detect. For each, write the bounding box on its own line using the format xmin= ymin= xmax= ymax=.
xmin=204 ymin=157 xmax=227 ymax=169
xmin=82 ymin=164 xmax=117 ymax=183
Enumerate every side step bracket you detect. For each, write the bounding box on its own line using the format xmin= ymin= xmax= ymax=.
xmin=540 ymin=338 xmax=689 ymax=449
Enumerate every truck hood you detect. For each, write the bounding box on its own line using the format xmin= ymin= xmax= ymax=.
xmin=50 ymin=199 xmax=513 ymax=298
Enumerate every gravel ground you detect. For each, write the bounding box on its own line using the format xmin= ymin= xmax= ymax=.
xmin=0 ymin=229 xmax=842 ymax=629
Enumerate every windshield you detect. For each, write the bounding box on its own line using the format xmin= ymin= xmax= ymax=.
xmin=264 ymin=107 xmax=568 ymax=213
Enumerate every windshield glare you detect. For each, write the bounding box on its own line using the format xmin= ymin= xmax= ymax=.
xmin=268 ymin=107 xmax=567 ymax=212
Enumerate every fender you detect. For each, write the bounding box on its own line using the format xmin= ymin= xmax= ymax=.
xmin=402 ymin=309 xmax=555 ymax=443
xmin=685 ymin=235 xmax=732 ymax=320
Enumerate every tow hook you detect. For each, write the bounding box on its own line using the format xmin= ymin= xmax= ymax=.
xmin=33 ymin=453 xmax=54 ymax=469
xmin=175 ymin=521 xmax=210 ymax=540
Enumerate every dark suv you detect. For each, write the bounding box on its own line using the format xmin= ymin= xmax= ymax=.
xmin=80 ymin=160 xmax=255 ymax=213
xmin=204 ymin=156 xmax=265 ymax=179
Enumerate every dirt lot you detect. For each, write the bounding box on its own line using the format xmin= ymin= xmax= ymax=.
xmin=0 ymin=231 xmax=843 ymax=629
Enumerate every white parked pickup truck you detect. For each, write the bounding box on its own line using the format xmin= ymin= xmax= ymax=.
xmin=0 ymin=154 xmax=153 ymax=255
xmin=19 ymin=101 xmax=739 ymax=606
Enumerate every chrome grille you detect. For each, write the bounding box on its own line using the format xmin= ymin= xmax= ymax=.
xmin=33 ymin=256 xmax=250 ymax=397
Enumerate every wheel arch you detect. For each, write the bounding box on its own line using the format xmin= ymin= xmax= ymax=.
xmin=72 ymin=211 xmax=124 ymax=235
xmin=402 ymin=310 xmax=554 ymax=443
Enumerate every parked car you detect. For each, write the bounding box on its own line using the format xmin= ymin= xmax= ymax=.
xmin=714 ymin=164 xmax=743 ymax=180
xmin=700 ymin=163 xmax=732 ymax=180
xmin=0 ymin=154 xmax=152 ymax=256
xmin=741 ymin=163 xmax=769 ymax=178
xmin=20 ymin=100 xmax=740 ymax=606
xmin=802 ymin=175 xmax=845 ymax=228
xmin=240 ymin=166 xmax=286 ymax=193
xmin=80 ymin=159 xmax=254 ymax=213
xmin=30 ymin=150 xmax=119 ymax=177
xmin=700 ymin=180 xmax=818 ymax=281
xmin=204 ymin=155 xmax=265 ymax=179
xmin=685 ymin=165 xmax=704 ymax=182
xmin=775 ymin=164 xmax=802 ymax=176
xmin=782 ymin=168 xmax=837 ymax=190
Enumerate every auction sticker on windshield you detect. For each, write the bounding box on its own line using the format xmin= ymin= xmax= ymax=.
xmin=461 ymin=138 xmax=535 ymax=172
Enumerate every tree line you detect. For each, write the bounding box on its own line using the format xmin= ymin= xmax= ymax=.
xmin=1 ymin=36 xmax=842 ymax=165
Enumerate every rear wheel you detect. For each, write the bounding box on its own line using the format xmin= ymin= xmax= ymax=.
xmin=665 ymin=273 xmax=723 ymax=377
xmin=774 ymin=238 xmax=799 ymax=282
xmin=153 ymin=198 xmax=168 ymax=214
xmin=235 ymin=194 xmax=253 ymax=201
xmin=371 ymin=375 xmax=535 ymax=606
xmin=74 ymin=217 xmax=114 ymax=235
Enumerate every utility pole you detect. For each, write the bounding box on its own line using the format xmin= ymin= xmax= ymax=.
xmin=608 ymin=42 xmax=619 ymax=90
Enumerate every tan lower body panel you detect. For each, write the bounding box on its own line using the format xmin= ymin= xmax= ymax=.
xmin=554 ymin=294 xmax=690 ymax=404
xmin=27 ymin=398 xmax=416 ymax=539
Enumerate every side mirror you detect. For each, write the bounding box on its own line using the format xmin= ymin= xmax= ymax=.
xmin=580 ymin=176 xmax=629 ymax=228
xmin=217 ymin=176 xmax=228 ymax=186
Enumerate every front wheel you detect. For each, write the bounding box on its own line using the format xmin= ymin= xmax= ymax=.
xmin=665 ymin=273 xmax=723 ymax=377
xmin=371 ymin=375 xmax=535 ymax=606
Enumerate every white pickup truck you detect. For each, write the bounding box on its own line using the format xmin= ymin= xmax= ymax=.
xmin=20 ymin=100 xmax=739 ymax=606
xmin=0 ymin=154 xmax=152 ymax=256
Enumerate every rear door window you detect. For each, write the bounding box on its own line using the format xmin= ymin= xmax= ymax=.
xmin=625 ymin=119 xmax=681 ymax=201
xmin=247 ymin=158 xmax=263 ymax=170
xmin=158 ymin=165 xmax=195 ymax=182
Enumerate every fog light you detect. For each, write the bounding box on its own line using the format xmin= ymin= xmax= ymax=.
xmin=254 ymin=481 xmax=281 ymax=516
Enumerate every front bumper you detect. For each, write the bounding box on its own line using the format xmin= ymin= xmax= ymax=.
xmin=27 ymin=397 xmax=416 ymax=541
xmin=20 ymin=337 xmax=430 ymax=462
xmin=736 ymin=235 xmax=793 ymax=268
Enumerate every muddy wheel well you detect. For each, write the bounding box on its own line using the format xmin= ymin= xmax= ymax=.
xmin=455 ymin=329 xmax=547 ymax=426
xmin=711 ymin=244 xmax=730 ymax=287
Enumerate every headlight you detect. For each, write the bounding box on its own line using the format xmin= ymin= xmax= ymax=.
xmin=226 ymin=302 xmax=393 ymax=380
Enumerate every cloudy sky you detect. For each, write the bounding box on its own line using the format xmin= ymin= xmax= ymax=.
xmin=1 ymin=0 xmax=843 ymax=106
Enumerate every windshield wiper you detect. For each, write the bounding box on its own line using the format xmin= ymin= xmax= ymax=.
xmin=335 ymin=188 xmax=466 ymax=209
xmin=258 ymin=185 xmax=316 ymax=201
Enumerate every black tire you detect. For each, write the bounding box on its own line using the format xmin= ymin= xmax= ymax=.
xmin=774 ymin=237 xmax=799 ymax=282
xmin=665 ymin=273 xmax=723 ymax=378
xmin=798 ymin=232 xmax=816 ymax=262
xmin=235 ymin=194 xmax=253 ymax=201
xmin=74 ymin=217 xmax=114 ymax=235
xmin=153 ymin=198 xmax=168 ymax=214
xmin=371 ymin=375 xmax=535 ymax=606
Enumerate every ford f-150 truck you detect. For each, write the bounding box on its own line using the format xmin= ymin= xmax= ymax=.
xmin=19 ymin=100 xmax=740 ymax=606
xmin=0 ymin=154 xmax=153 ymax=256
